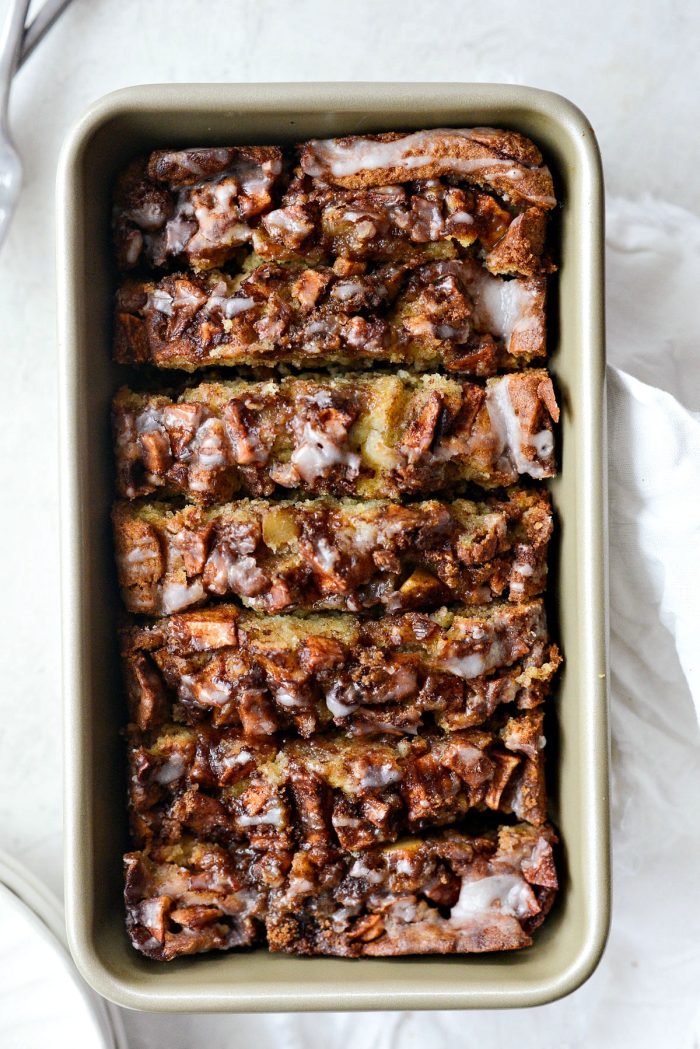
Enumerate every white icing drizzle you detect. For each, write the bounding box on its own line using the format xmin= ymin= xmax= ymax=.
xmin=227 ymin=749 xmax=253 ymax=767
xmin=359 ymin=762 xmax=402 ymax=789
xmin=325 ymin=686 xmax=360 ymax=719
xmin=173 ymin=284 xmax=204 ymax=308
xmin=194 ymin=420 xmax=227 ymax=463
xmin=348 ymin=859 xmax=385 ymax=884
xmin=180 ymin=674 xmax=233 ymax=706
xmin=450 ymin=873 xmax=536 ymax=923
xmin=352 ymin=519 xmax=380 ymax=552
xmin=448 ymin=209 xmax=475 ymax=225
xmin=264 ymin=208 xmax=313 ymax=236
xmin=135 ymin=404 xmax=166 ymax=436
xmin=124 ymin=232 xmax=142 ymax=266
xmin=206 ymin=291 xmax=255 ymax=319
xmin=332 ymin=814 xmax=361 ymax=828
xmin=304 ymin=129 xmax=514 ymax=178
xmin=469 ymin=269 xmax=540 ymax=350
xmin=164 ymin=206 xmax=196 ymax=255
xmin=275 ymin=688 xmax=307 ymax=709
xmin=161 ymin=579 xmax=205 ymax=614
xmin=447 ymin=740 xmax=491 ymax=778
xmin=301 ymin=129 xmax=557 ymax=205
xmin=212 ymin=181 xmax=239 ymax=209
xmin=531 ymin=429 xmax=554 ymax=458
xmin=442 ymin=637 xmax=508 ymax=680
xmin=153 ymin=753 xmax=186 ymax=786
xmin=313 ymin=538 xmax=339 ymax=573
xmin=331 ymin=280 xmax=366 ymax=301
xmin=147 ymin=289 xmax=174 ymax=316
xmin=238 ymin=804 xmax=283 ymax=827
xmin=288 ymin=876 xmax=315 ymax=894
xmin=205 ymin=551 xmax=267 ymax=597
xmin=139 ymin=899 xmax=166 ymax=936
xmin=485 ymin=376 xmax=552 ymax=480
xmin=124 ymin=537 xmax=159 ymax=565
xmin=291 ymin=424 xmax=360 ymax=482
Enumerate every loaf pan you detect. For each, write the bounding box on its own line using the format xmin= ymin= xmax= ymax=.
xmin=57 ymin=82 xmax=609 ymax=1011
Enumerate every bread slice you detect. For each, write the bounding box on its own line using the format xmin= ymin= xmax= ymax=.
xmin=113 ymin=489 xmax=551 ymax=616
xmin=121 ymin=600 xmax=560 ymax=738
xmin=267 ymin=822 xmax=558 ymax=956
xmin=114 ymin=257 xmax=546 ymax=373
xmin=113 ymin=370 xmax=559 ymax=504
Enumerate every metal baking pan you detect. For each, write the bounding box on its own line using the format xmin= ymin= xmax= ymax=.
xmin=57 ymin=82 xmax=609 ymax=1011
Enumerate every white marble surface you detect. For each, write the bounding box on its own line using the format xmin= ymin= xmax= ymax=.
xmin=1 ymin=0 xmax=699 ymax=1045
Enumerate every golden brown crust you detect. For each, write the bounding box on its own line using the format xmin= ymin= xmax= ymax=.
xmin=485 ymin=207 xmax=551 ymax=277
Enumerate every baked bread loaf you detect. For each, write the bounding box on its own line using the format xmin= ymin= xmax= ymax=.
xmin=113 ymin=127 xmax=561 ymax=962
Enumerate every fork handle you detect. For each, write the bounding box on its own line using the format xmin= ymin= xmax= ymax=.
xmin=0 ymin=0 xmax=31 ymax=129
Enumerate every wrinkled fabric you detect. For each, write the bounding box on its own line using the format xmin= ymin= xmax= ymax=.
xmin=119 ymin=197 xmax=700 ymax=1049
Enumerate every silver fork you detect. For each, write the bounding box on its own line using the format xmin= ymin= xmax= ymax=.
xmin=0 ymin=0 xmax=74 ymax=248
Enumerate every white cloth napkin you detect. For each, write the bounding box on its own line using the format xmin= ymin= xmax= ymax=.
xmin=116 ymin=196 xmax=700 ymax=1049
xmin=0 ymin=881 xmax=123 ymax=1049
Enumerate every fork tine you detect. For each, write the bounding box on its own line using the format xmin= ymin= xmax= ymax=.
xmin=18 ymin=0 xmax=75 ymax=69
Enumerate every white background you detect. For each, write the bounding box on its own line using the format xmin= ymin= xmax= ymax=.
xmin=1 ymin=1 xmax=700 ymax=1047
